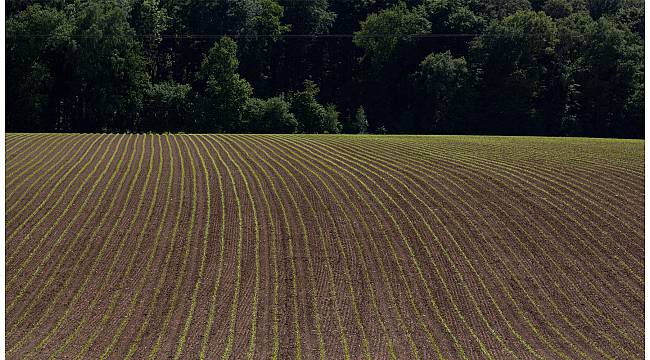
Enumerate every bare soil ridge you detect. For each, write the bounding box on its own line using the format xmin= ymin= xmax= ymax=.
xmin=5 ymin=134 xmax=644 ymax=359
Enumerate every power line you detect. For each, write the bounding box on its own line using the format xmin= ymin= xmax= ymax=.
xmin=7 ymin=33 xmax=480 ymax=39
xmin=6 ymin=32 xmax=579 ymax=39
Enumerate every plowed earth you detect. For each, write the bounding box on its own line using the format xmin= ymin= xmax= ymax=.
xmin=5 ymin=133 xmax=644 ymax=359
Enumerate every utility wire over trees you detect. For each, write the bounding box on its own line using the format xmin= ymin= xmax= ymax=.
xmin=6 ymin=0 xmax=644 ymax=138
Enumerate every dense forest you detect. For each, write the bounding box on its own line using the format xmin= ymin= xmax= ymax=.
xmin=6 ymin=0 xmax=645 ymax=137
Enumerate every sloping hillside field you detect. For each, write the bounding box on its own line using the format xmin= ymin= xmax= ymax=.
xmin=5 ymin=133 xmax=644 ymax=359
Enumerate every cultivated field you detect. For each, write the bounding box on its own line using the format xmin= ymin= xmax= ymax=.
xmin=5 ymin=133 xmax=644 ymax=359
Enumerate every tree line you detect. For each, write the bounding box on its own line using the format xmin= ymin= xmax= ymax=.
xmin=6 ymin=0 xmax=644 ymax=137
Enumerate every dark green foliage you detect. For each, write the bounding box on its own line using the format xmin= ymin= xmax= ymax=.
xmin=243 ymin=96 xmax=298 ymax=133
xmin=6 ymin=5 xmax=70 ymax=131
xmin=7 ymin=1 xmax=150 ymax=132
xmin=353 ymin=3 xmax=431 ymax=68
xmin=322 ymin=104 xmax=342 ymax=134
xmin=543 ymin=0 xmax=573 ymax=18
xmin=141 ymin=81 xmax=192 ymax=132
xmin=353 ymin=106 xmax=369 ymax=134
xmin=290 ymin=80 xmax=329 ymax=133
xmin=615 ymin=0 xmax=644 ymax=37
xmin=280 ymin=0 xmax=335 ymax=35
xmin=410 ymin=51 xmax=470 ymax=133
xmin=479 ymin=0 xmax=532 ymax=19
xmin=196 ymin=37 xmax=253 ymax=132
xmin=420 ymin=0 xmax=485 ymax=34
xmin=570 ymin=18 xmax=644 ymax=137
xmin=129 ymin=0 xmax=168 ymax=74
xmin=353 ymin=2 xmax=431 ymax=133
xmin=70 ymin=0 xmax=151 ymax=132
xmin=470 ymin=11 xmax=564 ymax=135
xmin=5 ymin=0 xmax=644 ymax=137
xmin=586 ymin=0 xmax=620 ymax=19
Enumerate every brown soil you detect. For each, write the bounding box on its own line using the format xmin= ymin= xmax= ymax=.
xmin=5 ymin=134 xmax=645 ymax=359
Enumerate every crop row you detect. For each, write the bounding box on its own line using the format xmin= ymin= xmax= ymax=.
xmin=5 ymin=133 xmax=644 ymax=359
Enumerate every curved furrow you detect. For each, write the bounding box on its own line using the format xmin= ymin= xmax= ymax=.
xmin=169 ymin=135 xmax=213 ymax=359
xmin=94 ymin=134 xmax=167 ymax=358
xmin=365 ymin=138 xmax=644 ymax=341
xmin=237 ymin=136 xmax=372 ymax=358
xmin=247 ymin=137 xmax=425 ymax=359
xmin=5 ymin=133 xmax=107 ymax=243
xmin=5 ymin=134 xmax=126 ymax=295
xmin=5 ymin=134 xmax=129 ymax=319
xmin=4 ymin=133 xmax=23 ymax=143
xmin=402 ymin=137 xmax=644 ymax=238
xmin=5 ymin=133 xmax=61 ymax=176
xmin=238 ymin=135 xmax=413 ymax=359
xmin=119 ymin=135 xmax=182 ymax=360
xmin=4 ymin=133 xmax=34 ymax=159
xmin=5 ymin=134 xmax=642 ymax=358
xmin=5 ymin=134 xmax=95 ymax=211
xmin=408 ymin=139 xmax=645 ymax=272
xmin=209 ymin=135 xmax=265 ymax=359
xmin=219 ymin=134 xmax=354 ymax=359
xmin=275 ymin=136 xmax=554 ymax=359
xmin=226 ymin=137 xmax=321 ymax=359
xmin=4 ymin=132 xmax=22 ymax=142
xmin=451 ymin=136 xmax=644 ymax=193
xmin=533 ymin=138 xmax=644 ymax=179
xmin=203 ymin=135 xmax=303 ymax=360
xmin=272 ymin=136 xmax=564 ymax=358
xmin=5 ymin=134 xmax=82 ymax=203
xmin=188 ymin=135 xmax=244 ymax=360
xmin=4 ymin=133 xmax=51 ymax=171
xmin=296 ymin=136 xmax=527 ymax=359
xmin=326 ymin=136 xmax=638 ymax=358
xmin=5 ymin=134 xmax=131 ymax=357
xmin=373 ymin=138 xmax=644 ymax=301
xmin=208 ymin=134 xmax=327 ymax=359
xmin=397 ymin=136 xmax=643 ymax=200
xmin=208 ymin=135 xmax=285 ymax=359
xmin=409 ymin=141 xmax=645 ymax=303
xmin=5 ymin=135 xmax=128 ymax=340
xmin=260 ymin=135 xmax=457 ymax=358
xmin=6 ymin=134 xmax=99 ymax=224
xmin=17 ymin=134 xmax=144 ymax=357
xmin=5 ymin=133 xmax=48 ymax=153
xmin=447 ymin=143 xmax=646 ymax=257
xmin=30 ymin=134 xmax=144 ymax=356
xmin=447 ymin=144 xmax=644 ymax=222
xmin=6 ymin=134 xmax=117 ymax=285
xmin=5 ymin=134 xmax=70 ymax=191
xmin=147 ymin=134 xmax=199 ymax=359
xmin=175 ymin=135 xmax=244 ymax=358
xmin=369 ymin=139 xmax=644 ymax=309
xmin=59 ymin=134 xmax=158 ymax=358
xmin=121 ymin=134 xmax=188 ymax=359
xmin=363 ymin=137 xmax=643 ymax=354
xmin=229 ymin=135 xmax=376 ymax=359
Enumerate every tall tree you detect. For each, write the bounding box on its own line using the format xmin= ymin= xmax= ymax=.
xmin=354 ymin=2 xmax=431 ymax=131
xmin=129 ymin=0 xmax=169 ymax=79
xmin=6 ymin=4 xmax=72 ymax=131
xmin=571 ymin=18 xmax=644 ymax=137
xmin=69 ymin=0 xmax=150 ymax=131
xmin=470 ymin=10 xmax=564 ymax=135
xmin=289 ymin=80 xmax=329 ymax=133
xmin=5 ymin=0 xmax=645 ymax=137
xmin=275 ymin=0 xmax=336 ymax=91
xmin=408 ymin=51 xmax=471 ymax=133
xmin=196 ymin=37 xmax=253 ymax=132
xmin=7 ymin=1 xmax=150 ymax=132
